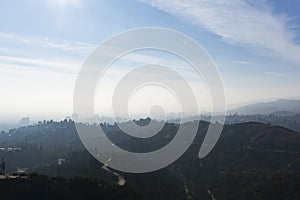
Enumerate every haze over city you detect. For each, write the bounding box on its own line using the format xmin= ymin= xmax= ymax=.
xmin=1 ymin=0 xmax=300 ymax=122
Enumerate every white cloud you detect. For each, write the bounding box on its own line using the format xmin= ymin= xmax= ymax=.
xmin=122 ymin=53 xmax=162 ymax=64
xmin=0 ymin=32 xmax=96 ymax=76
xmin=234 ymin=60 xmax=252 ymax=65
xmin=264 ymin=71 xmax=290 ymax=78
xmin=0 ymin=55 xmax=80 ymax=74
xmin=139 ymin=0 xmax=300 ymax=63
xmin=0 ymin=32 xmax=96 ymax=53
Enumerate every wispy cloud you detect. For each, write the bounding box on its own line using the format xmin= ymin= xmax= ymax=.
xmin=0 ymin=32 xmax=97 ymax=75
xmin=122 ymin=53 xmax=162 ymax=64
xmin=0 ymin=32 xmax=96 ymax=53
xmin=0 ymin=55 xmax=80 ymax=74
xmin=234 ymin=60 xmax=252 ymax=65
xmin=139 ymin=0 xmax=300 ymax=63
xmin=264 ymin=71 xmax=290 ymax=78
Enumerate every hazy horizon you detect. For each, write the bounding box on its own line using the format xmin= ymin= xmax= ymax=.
xmin=1 ymin=0 xmax=300 ymax=123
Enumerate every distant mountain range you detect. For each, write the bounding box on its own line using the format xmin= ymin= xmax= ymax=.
xmin=229 ymin=99 xmax=300 ymax=115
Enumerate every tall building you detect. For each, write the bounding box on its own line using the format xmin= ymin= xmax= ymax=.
xmin=72 ymin=113 xmax=79 ymax=122
xmin=19 ymin=117 xmax=30 ymax=127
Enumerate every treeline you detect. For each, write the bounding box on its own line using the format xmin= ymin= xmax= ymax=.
xmin=0 ymin=172 xmax=142 ymax=200
xmin=225 ymin=113 xmax=300 ymax=132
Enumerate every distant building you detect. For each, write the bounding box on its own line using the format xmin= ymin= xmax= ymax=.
xmin=17 ymin=167 xmax=28 ymax=174
xmin=58 ymin=158 xmax=67 ymax=166
xmin=65 ymin=116 xmax=72 ymax=121
xmin=19 ymin=117 xmax=30 ymax=127
xmin=0 ymin=147 xmax=22 ymax=152
xmin=72 ymin=113 xmax=79 ymax=122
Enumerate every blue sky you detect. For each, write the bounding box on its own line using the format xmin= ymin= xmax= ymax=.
xmin=0 ymin=0 xmax=300 ymax=122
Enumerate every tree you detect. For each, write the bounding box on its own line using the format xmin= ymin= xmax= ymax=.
xmin=1 ymin=158 xmax=5 ymax=174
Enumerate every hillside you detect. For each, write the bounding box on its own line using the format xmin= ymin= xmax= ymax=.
xmin=1 ymin=120 xmax=300 ymax=199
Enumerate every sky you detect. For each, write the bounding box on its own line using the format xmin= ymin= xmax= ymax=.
xmin=0 ymin=0 xmax=300 ymax=122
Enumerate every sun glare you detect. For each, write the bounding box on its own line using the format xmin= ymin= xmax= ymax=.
xmin=48 ymin=0 xmax=81 ymax=9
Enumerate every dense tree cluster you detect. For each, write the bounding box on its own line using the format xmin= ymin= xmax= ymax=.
xmin=0 ymin=172 xmax=141 ymax=200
